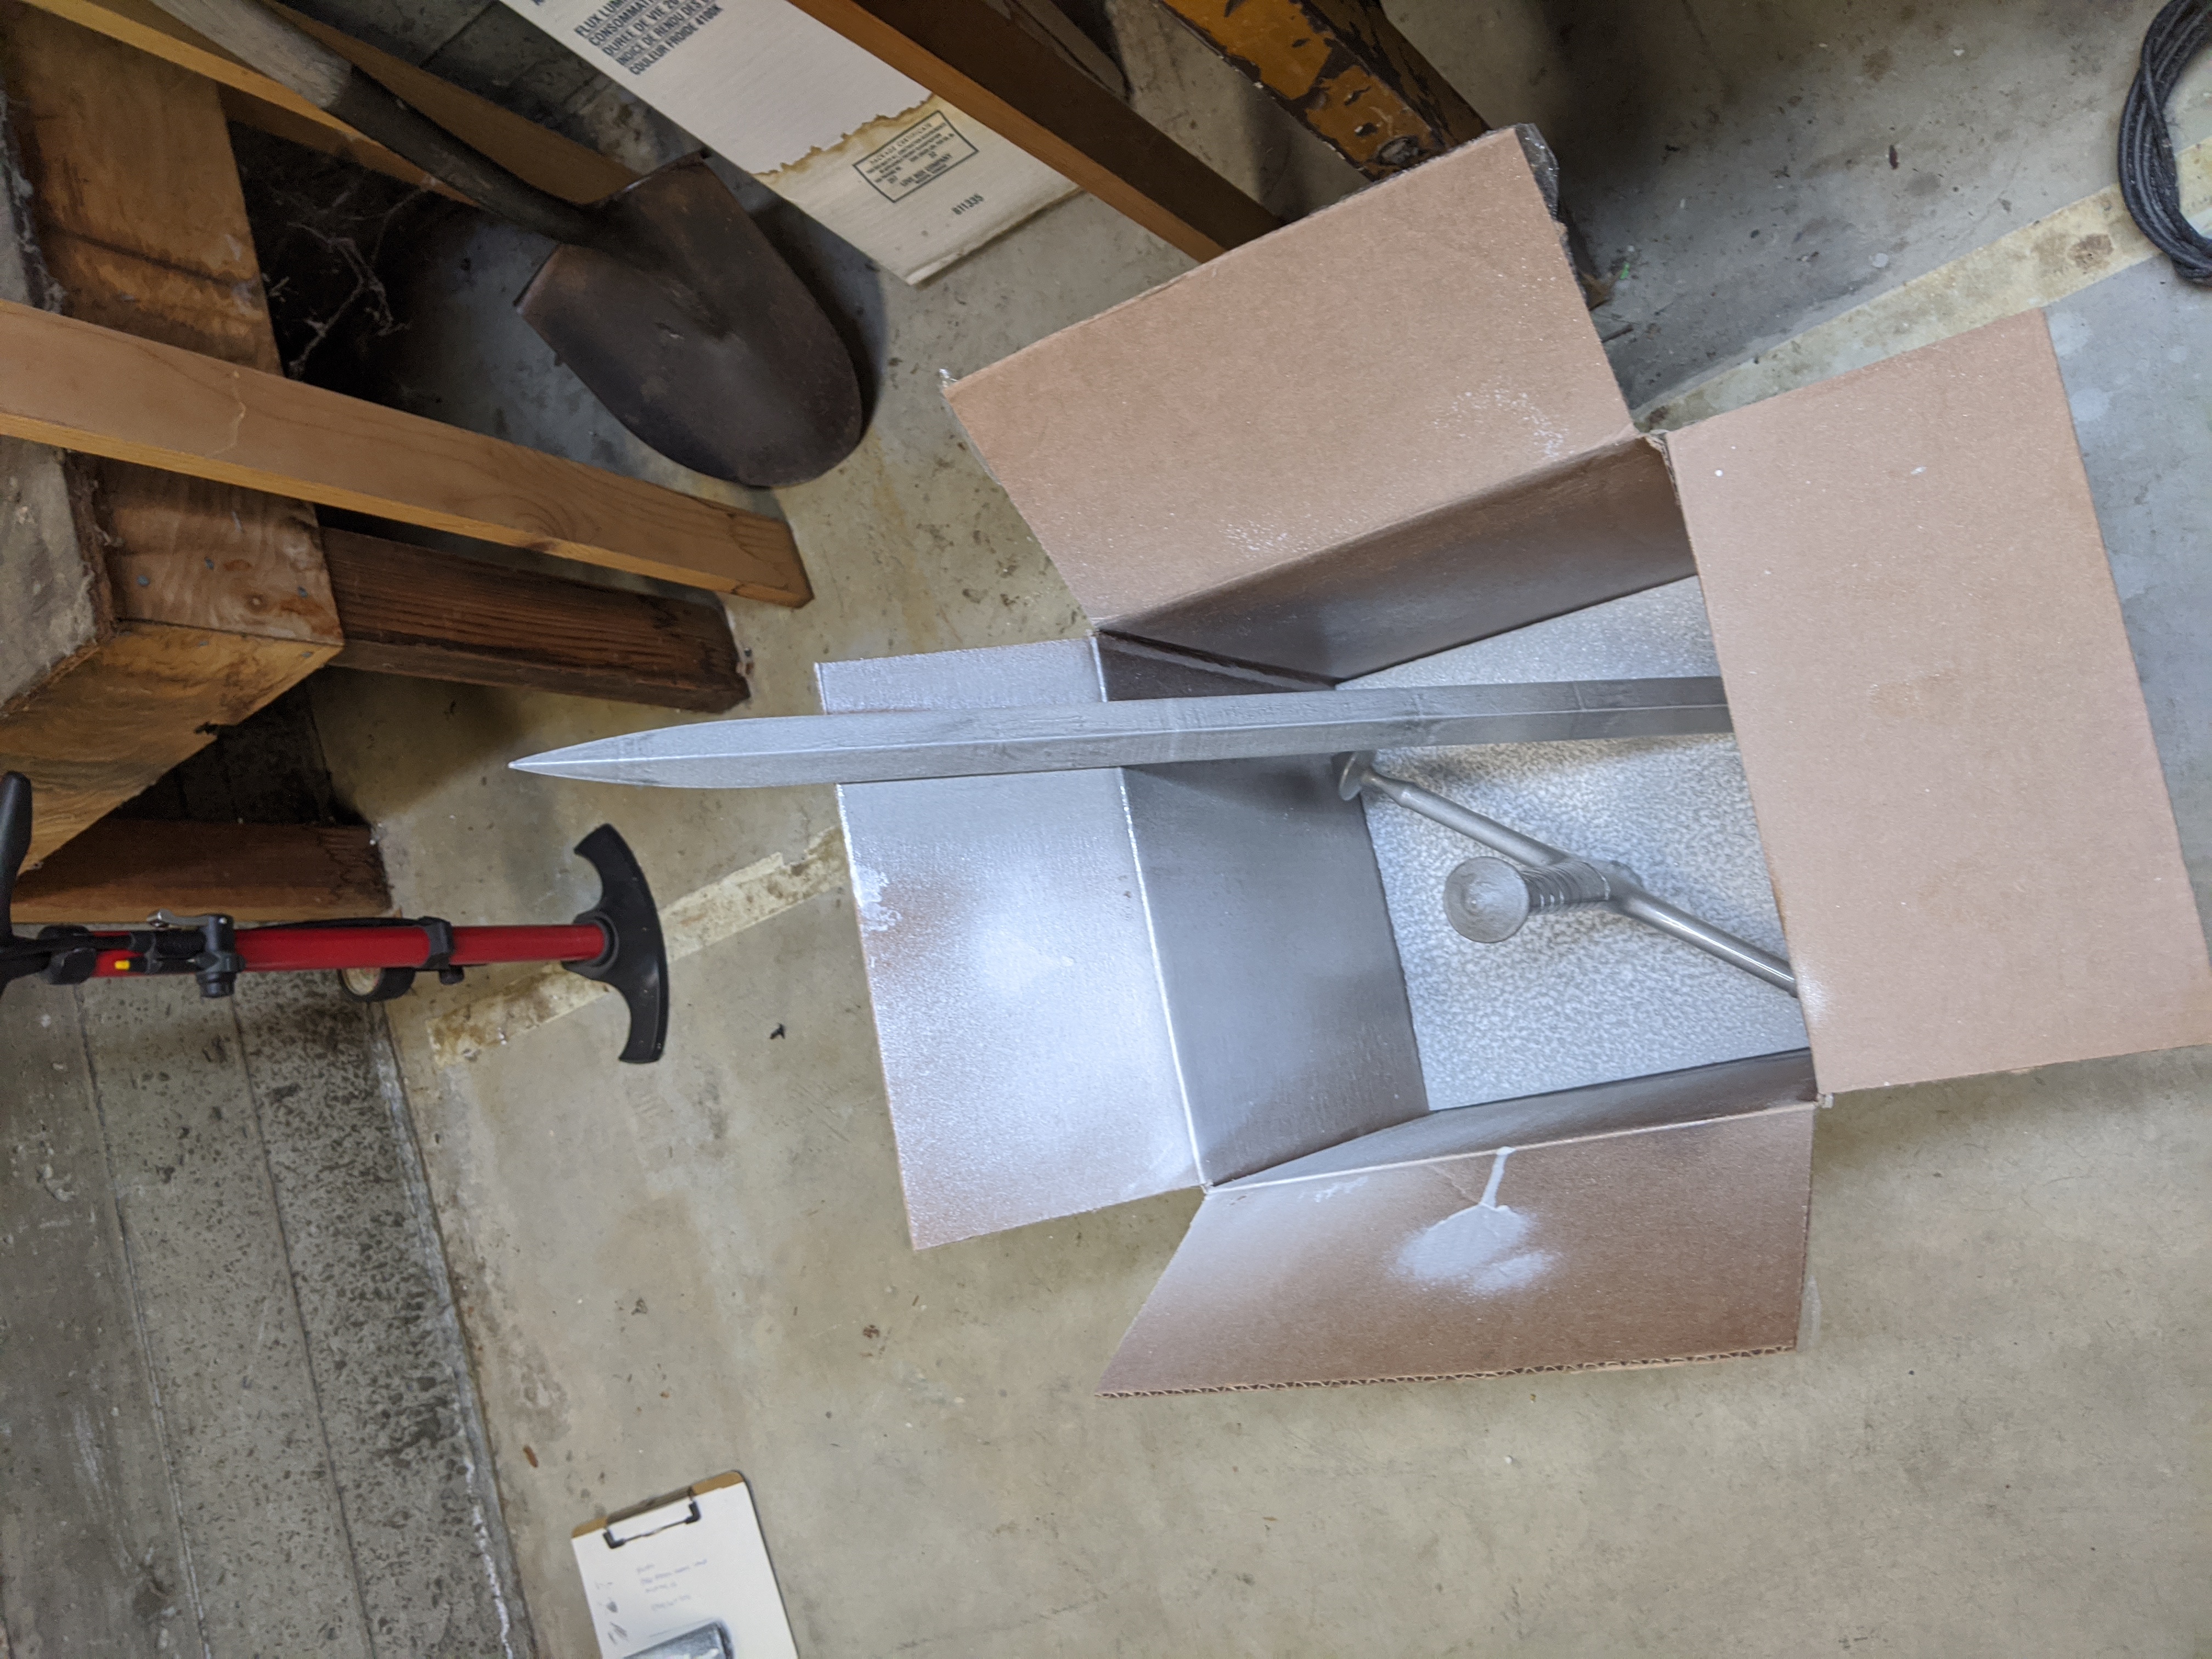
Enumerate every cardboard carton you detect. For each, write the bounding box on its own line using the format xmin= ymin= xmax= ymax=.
xmin=496 ymin=0 xmax=1076 ymax=283
xmin=823 ymin=129 xmax=2212 ymax=1392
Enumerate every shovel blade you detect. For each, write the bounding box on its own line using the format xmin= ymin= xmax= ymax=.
xmin=517 ymin=157 xmax=864 ymax=488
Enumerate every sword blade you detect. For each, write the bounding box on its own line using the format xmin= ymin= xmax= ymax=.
xmin=510 ymin=677 xmax=1731 ymax=790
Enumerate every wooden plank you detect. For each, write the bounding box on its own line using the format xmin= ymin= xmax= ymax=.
xmin=0 ymin=7 xmax=342 ymax=862
xmin=1153 ymin=0 xmax=1486 ymax=179
xmin=9 ymin=0 xmax=439 ymax=193
xmin=0 ymin=297 xmax=811 ymax=602
xmin=782 ymin=0 xmax=1280 ymax=261
xmin=323 ymin=527 xmax=749 ymax=712
xmin=2 ymin=7 xmax=345 ymax=642
xmin=12 ymin=817 xmax=390 ymax=921
xmin=12 ymin=0 xmax=633 ymax=205
xmin=4 ymin=2 xmax=284 ymax=369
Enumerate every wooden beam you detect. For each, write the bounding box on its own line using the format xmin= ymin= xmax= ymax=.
xmin=0 ymin=4 xmax=340 ymax=863
xmin=782 ymin=0 xmax=1280 ymax=261
xmin=323 ymin=528 xmax=749 ymax=712
xmin=5 ymin=3 xmax=286 ymax=369
xmin=13 ymin=0 xmax=633 ymax=205
xmin=13 ymin=0 xmax=440 ymax=195
xmin=13 ymin=818 xmax=390 ymax=922
xmin=1153 ymin=0 xmax=1486 ymax=180
xmin=0 ymin=297 xmax=811 ymax=603
xmin=2 ymin=625 xmax=334 ymax=863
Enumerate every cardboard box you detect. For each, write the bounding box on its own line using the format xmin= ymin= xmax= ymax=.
xmin=496 ymin=0 xmax=1077 ymax=283
xmin=824 ymin=129 xmax=2212 ymax=1393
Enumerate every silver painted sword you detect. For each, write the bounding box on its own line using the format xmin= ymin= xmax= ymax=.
xmin=511 ymin=677 xmax=1731 ymax=789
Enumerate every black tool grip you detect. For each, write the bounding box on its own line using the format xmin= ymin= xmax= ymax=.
xmin=0 ymin=771 xmax=32 ymax=940
xmin=565 ymin=825 xmax=668 ymax=1064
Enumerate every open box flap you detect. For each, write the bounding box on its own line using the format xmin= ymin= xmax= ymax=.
xmin=822 ymin=641 xmax=1203 ymax=1247
xmin=1668 ymin=312 xmax=2212 ymax=1094
xmin=945 ymin=129 xmax=1692 ymax=681
xmin=1098 ymin=1053 xmax=1816 ymax=1395
xmin=821 ymin=639 xmax=1424 ymax=1247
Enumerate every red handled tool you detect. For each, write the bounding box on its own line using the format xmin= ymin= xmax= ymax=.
xmin=0 ymin=772 xmax=668 ymax=1063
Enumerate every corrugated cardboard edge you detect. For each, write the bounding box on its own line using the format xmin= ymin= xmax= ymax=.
xmin=1099 ymin=1345 xmax=1796 ymax=1397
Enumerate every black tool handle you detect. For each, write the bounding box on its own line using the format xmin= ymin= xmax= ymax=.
xmin=0 ymin=771 xmax=31 ymax=942
xmin=566 ymin=825 xmax=669 ymax=1064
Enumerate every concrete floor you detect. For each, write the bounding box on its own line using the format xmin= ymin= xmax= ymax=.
xmin=6 ymin=1 xmax=2210 ymax=1653
xmin=0 ymin=974 xmax=527 ymax=1654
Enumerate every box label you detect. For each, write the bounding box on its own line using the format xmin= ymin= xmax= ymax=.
xmin=568 ymin=0 xmax=724 ymax=76
xmin=495 ymin=0 xmax=1075 ymax=282
xmin=854 ymin=112 xmax=980 ymax=202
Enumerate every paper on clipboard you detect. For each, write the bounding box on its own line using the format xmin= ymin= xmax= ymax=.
xmin=572 ymin=1472 xmax=799 ymax=1658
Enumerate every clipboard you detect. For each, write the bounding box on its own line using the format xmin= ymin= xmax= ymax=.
xmin=571 ymin=1472 xmax=799 ymax=1658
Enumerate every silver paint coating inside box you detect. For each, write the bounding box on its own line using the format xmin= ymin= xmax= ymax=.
xmin=1346 ymin=578 xmax=1809 ymax=1110
xmin=822 ymin=639 xmax=1425 ymax=1249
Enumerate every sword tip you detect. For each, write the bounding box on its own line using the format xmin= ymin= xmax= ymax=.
xmin=511 ymin=738 xmax=629 ymax=780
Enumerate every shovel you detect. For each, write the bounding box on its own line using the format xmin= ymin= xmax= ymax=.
xmin=149 ymin=0 xmax=864 ymax=487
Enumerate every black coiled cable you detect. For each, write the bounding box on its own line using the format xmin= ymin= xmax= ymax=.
xmin=2120 ymin=0 xmax=2212 ymax=284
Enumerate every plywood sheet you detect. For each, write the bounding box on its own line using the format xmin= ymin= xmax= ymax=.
xmin=1669 ymin=312 xmax=2212 ymax=1092
xmin=0 ymin=296 xmax=805 ymax=598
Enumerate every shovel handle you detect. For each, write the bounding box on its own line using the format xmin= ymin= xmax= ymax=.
xmin=143 ymin=0 xmax=352 ymax=107
xmin=144 ymin=0 xmax=602 ymax=245
xmin=325 ymin=76 xmax=601 ymax=244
